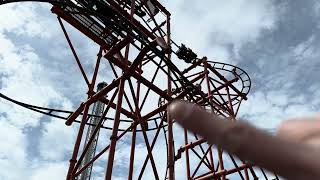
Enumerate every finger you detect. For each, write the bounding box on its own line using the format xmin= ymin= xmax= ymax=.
xmin=277 ymin=117 xmax=320 ymax=148
xmin=168 ymin=100 xmax=320 ymax=179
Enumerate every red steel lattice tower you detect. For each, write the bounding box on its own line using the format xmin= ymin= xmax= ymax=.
xmin=0 ymin=0 xmax=279 ymax=179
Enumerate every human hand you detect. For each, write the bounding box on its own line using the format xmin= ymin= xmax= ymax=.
xmin=168 ymin=100 xmax=320 ymax=180
xmin=277 ymin=116 xmax=320 ymax=149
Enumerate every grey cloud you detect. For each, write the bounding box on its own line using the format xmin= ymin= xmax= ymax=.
xmin=235 ymin=1 xmax=320 ymax=128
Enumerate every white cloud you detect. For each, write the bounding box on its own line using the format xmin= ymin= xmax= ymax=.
xmin=0 ymin=3 xmax=54 ymax=38
xmin=30 ymin=161 xmax=68 ymax=180
xmin=164 ymin=0 xmax=280 ymax=61
xmin=0 ymin=32 xmax=70 ymax=127
xmin=265 ymin=90 xmax=288 ymax=107
xmin=0 ymin=120 xmax=28 ymax=180
xmin=239 ymin=90 xmax=317 ymax=130
xmin=39 ymin=119 xmax=76 ymax=161
xmin=0 ymin=3 xmax=76 ymax=180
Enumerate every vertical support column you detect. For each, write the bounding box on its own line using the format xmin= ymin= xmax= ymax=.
xmin=128 ymin=54 xmax=141 ymax=180
xmin=166 ymin=14 xmax=175 ymax=180
xmin=105 ymin=79 xmax=125 ymax=180
xmin=125 ymin=3 xmax=136 ymax=176
xmin=66 ymin=43 xmax=104 ymax=180
xmin=66 ymin=103 xmax=90 ymax=180
xmin=244 ymin=168 xmax=250 ymax=180
xmin=203 ymin=59 xmax=225 ymax=180
xmin=128 ymin=125 xmax=136 ymax=180
xmin=227 ymin=84 xmax=250 ymax=179
xmin=78 ymin=82 xmax=107 ymax=180
xmin=167 ymin=74 xmax=175 ymax=180
xmin=218 ymin=149 xmax=226 ymax=180
xmin=184 ymin=129 xmax=191 ymax=179
xmin=203 ymin=59 xmax=216 ymax=174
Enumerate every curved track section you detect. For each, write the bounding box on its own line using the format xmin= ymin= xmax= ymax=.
xmin=0 ymin=92 xmax=164 ymax=131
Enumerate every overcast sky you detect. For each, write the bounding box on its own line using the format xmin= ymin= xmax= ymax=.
xmin=0 ymin=0 xmax=320 ymax=179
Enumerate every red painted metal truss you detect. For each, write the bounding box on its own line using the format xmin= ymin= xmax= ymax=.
xmin=0 ymin=0 xmax=279 ymax=180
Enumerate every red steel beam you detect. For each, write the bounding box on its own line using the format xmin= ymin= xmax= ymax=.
xmin=192 ymin=146 xmax=212 ymax=178
xmin=51 ymin=6 xmax=114 ymax=49
xmin=175 ymin=138 xmax=206 ymax=160
xmin=66 ymin=103 xmax=90 ymax=180
xmin=74 ymin=122 xmax=137 ymax=177
xmin=137 ymin=115 xmax=166 ymax=179
xmin=107 ymin=0 xmax=156 ymax=40
xmin=72 ymin=89 xmax=119 ymax=173
xmin=106 ymin=54 xmax=172 ymax=101
xmin=182 ymin=58 xmax=206 ymax=74
xmin=105 ymin=79 xmax=125 ymax=180
xmin=57 ymin=16 xmax=90 ymax=86
xmin=100 ymin=97 xmax=135 ymax=119
xmin=206 ymin=63 xmax=247 ymax=100
xmin=184 ymin=128 xmax=191 ymax=179
xmin=195 ymin=164 xmax=252 ymax=180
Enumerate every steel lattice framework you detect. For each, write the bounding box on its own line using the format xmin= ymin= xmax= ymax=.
xmin=0 ymin=0 xmax=279 ymax=179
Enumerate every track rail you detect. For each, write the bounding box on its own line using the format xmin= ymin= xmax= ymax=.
xmin=0 ymin=92 xmax=163 ymax=131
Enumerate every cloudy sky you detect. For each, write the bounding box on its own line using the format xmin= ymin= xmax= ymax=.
xmin=0 ymin=0 xmax=320 ymax=179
